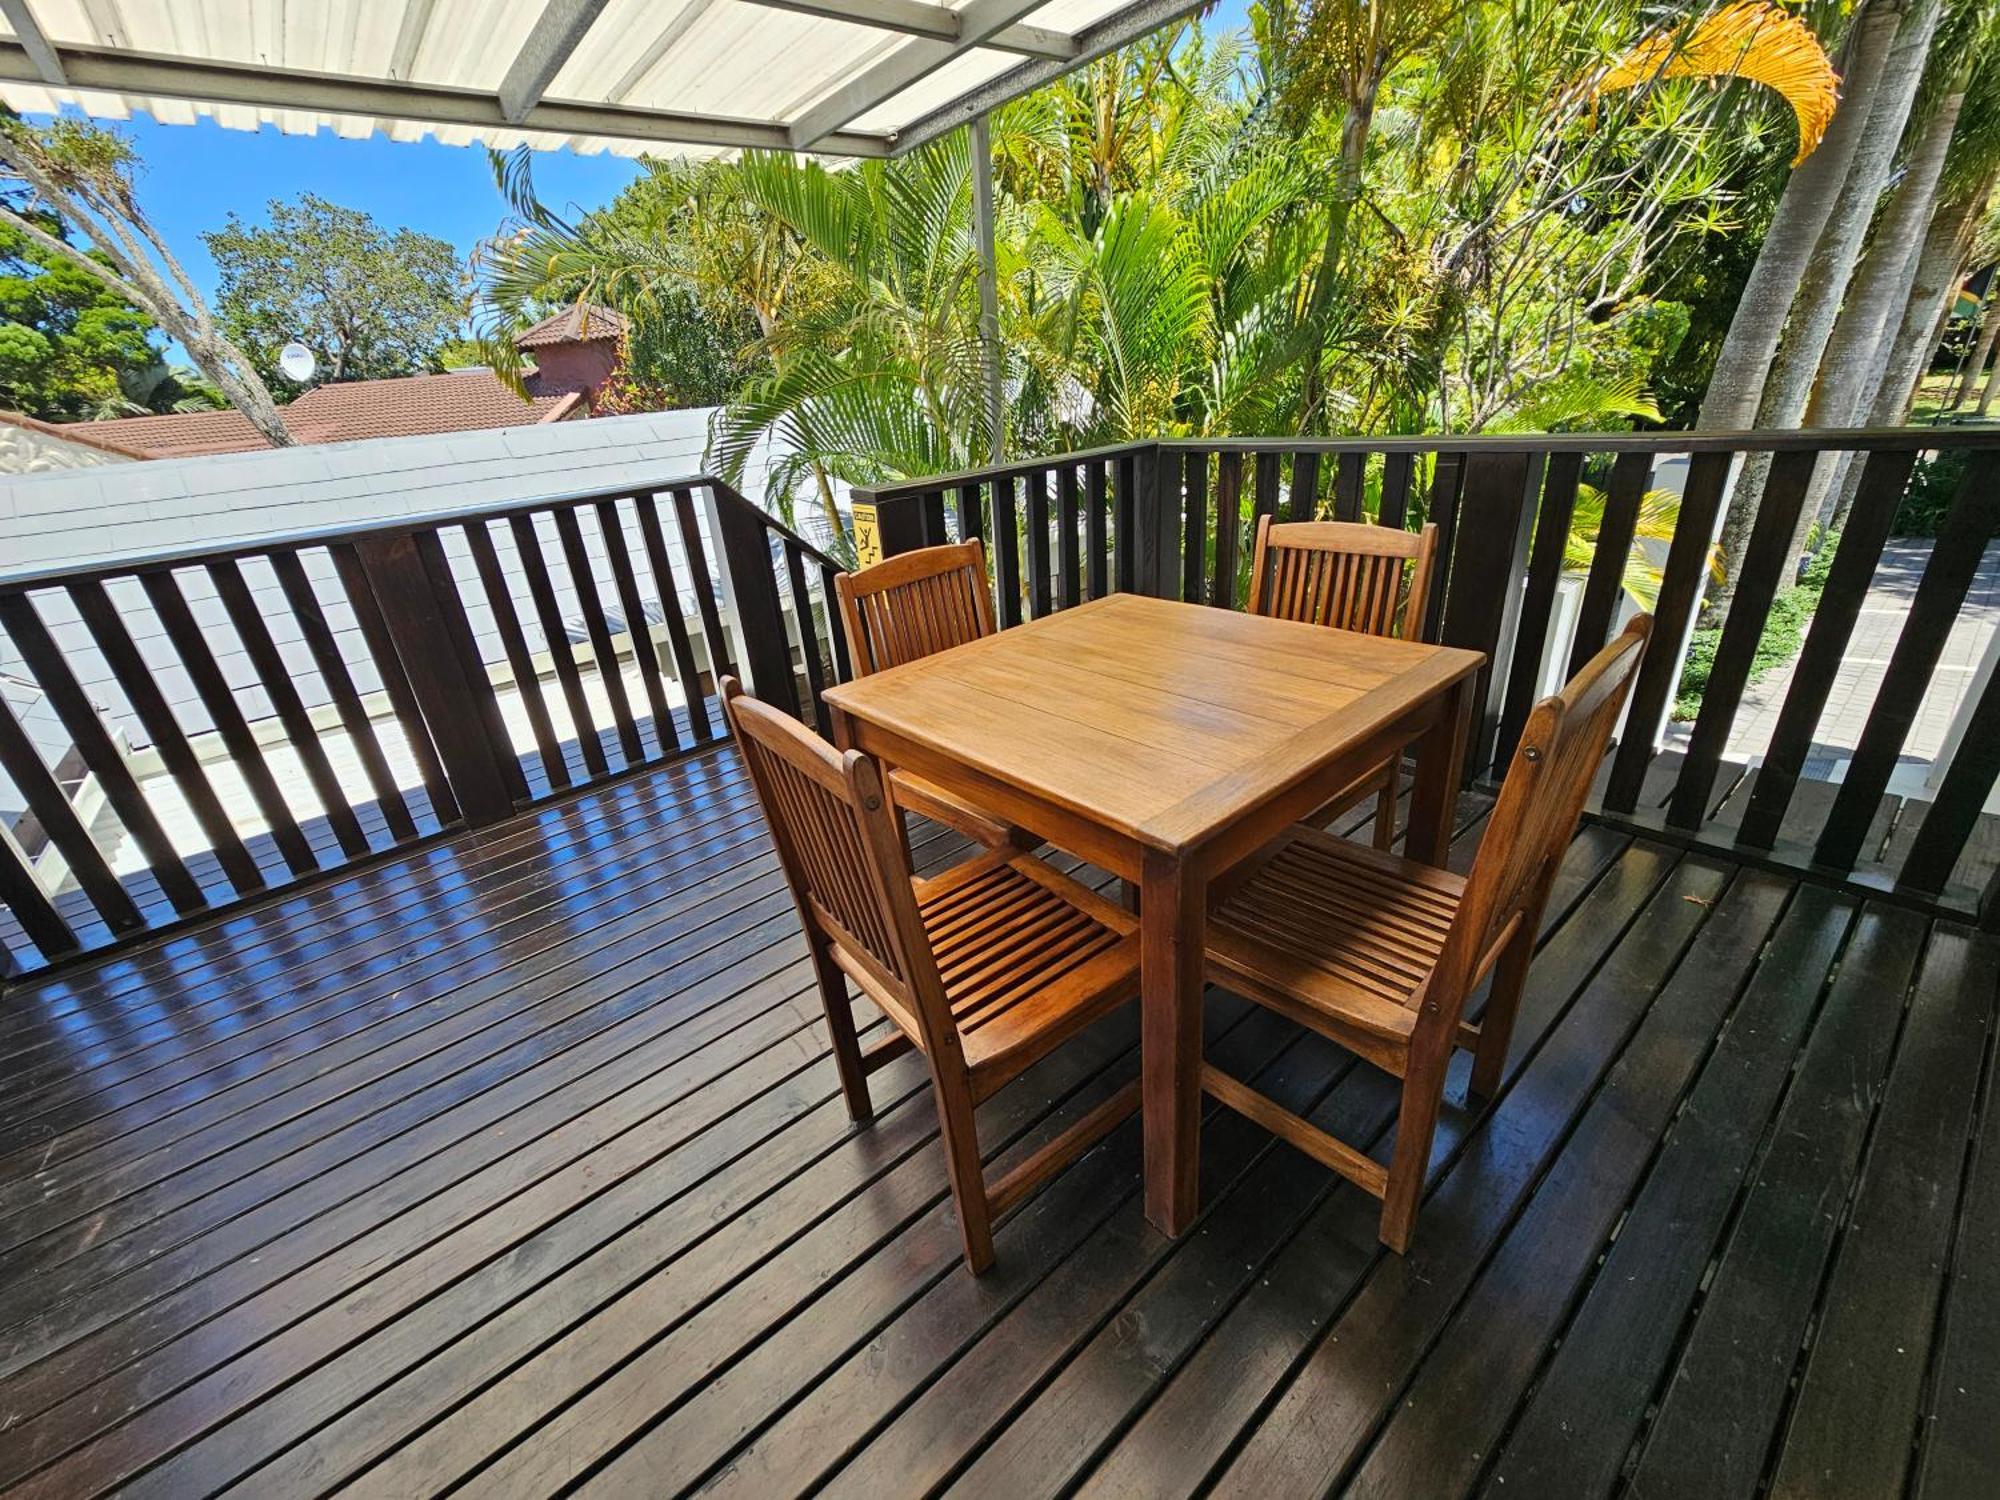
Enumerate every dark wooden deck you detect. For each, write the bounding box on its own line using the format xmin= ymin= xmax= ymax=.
xmin=0 ymin=739 xmax=1994 ymax=1499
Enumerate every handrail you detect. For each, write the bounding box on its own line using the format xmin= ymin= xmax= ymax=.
xmin=846 ymin=427 xmax=2000 ymax=506
xmin=0 ymin=473 xmax=722 ymax=594
xmin=850 ymin=426 xmax=2000 ymax=928
xmin=0 ymin=470 xmax=843 ymax=979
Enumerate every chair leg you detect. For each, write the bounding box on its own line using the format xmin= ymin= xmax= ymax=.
xmin=930 ymin=1070 xmax=996 ymax=1273
xmin=1378 ymin=1048 xmax=1448 ymax=1253
xmin=1372 ymin=768 xmax=1399 ymax=851
xmin=810 ymin=941 xmax=873 ymax=1124
xmin=1469 ymin=920 xmax=1535 ymax=1103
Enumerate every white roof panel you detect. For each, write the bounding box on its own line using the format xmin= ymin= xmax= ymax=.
xmin=0 ymin=0 xmax=1204 ymax=159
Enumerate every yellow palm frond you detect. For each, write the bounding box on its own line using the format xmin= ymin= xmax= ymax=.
xmin=1597 ymin=1 xmax=1838 ymax=165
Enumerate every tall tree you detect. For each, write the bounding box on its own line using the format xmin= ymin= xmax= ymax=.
xmin=1696 ymin=0 xmax=1909 ymax=430
xmin=0 ymin=113 xmax=289 ymax=445
xmin=0 ymin=214 xmax=218 ymax=420
xmin=205 ymin=194 xmax=471 ymax=387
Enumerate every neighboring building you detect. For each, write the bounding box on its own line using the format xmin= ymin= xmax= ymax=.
xmin=514 ymin=303 xmax=629 ymax=405
xmin=0 ymin=303 xmax=630 ymax=467
xmin=0 ymin=411 xmax=148 ymax=471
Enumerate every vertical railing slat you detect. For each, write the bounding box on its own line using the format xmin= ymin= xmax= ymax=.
xmin=1669 ymin=449 xmax=1820 ymax=829
xmin=1568 ymin=451 xmax=1652 ymax=678
xmin=634 ymin=494 xmax=715 ymax=743
xmin=464 ymin=520 xmax=570 ymax=791
xmin=553 ymin=506 xmax=644 ymax=764
xmin=1288 ymin=452 xmax=1320 ymax=523
xmin=0 ymin=833 xmax=76 ymax=961
xmin=268 ymin=550 xmax=419 ymax=841
xmin=1332 ymin=452 xmax=1365 ymax=522
xmin=1817 ymin=449 xmax=2000 ymax=870
xmin=676 ymin=486 xmax=740 ymax=685
xmin=0 ymin=690 xmax=144 ymax=934
xmin=785 ymin=540 xmax=830 ymax=728
xmin=0 ymin=593 xmax=208 ymax=915
xmin=67 ymin=579 xmax=264 ymax=896
xmin=1086 ymin=462 xmax=1109 ymax=600
xmin=510 ymin=512 xmax=605 ymax=778
xmin=992 ymin=476 xmax=1023 ymax=628
xmin=1057 ymin=465 xmax=1082 ymax=611
xmin=1379 ymin=452 xmax=1414 ymax=529
xmin=1602 ymin=450 xmax=1734 ymax=815
xmin=1181 ymin=450 xmax=1209 ymax=605
xmin=1737 ymin=451 xmax=1917 ymax=849
xmin=1421 ymin=453 xmax=1465 ymax=642
xmin=1212 ymin=451 xmax=1244 ymax=610
xmin=1495 ymin=452 xmax=1584 ymax=768
xmin=140 ymin=567 xmax=321 ymax=876
xmin=595 ymin=497 xmax=679 ymax=755
xmin=1438 ymin=452 xmax=1544 ymax=775
xmin=1025 ymin=468 xmax=1053 ymax=618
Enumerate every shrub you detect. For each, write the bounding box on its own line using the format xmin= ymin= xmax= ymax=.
xmin=1895 ymin=449 xmax=1965 ymax=537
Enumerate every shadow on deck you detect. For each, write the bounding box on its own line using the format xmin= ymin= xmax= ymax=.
xmin=0 ymin=742 xmax=1993 ymax=1498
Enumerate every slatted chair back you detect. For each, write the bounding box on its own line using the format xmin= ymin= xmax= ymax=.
xmin=1247 ymin=517 xmax=1439 ymax=640
xmin=1440 ymin=616 xmax=1651 ymax=1018
xmin=723 ymin=680 xmax=962 ymax=1061
xmin=835 ymin=539 xmax=996 ymax=676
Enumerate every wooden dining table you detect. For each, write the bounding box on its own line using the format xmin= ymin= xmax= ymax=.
xmin=820 ymin=592 xmax=1485 ymax=1237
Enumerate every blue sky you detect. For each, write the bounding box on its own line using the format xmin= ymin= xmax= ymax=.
xmin=103 ymin=0 xmax=1259 ymax=307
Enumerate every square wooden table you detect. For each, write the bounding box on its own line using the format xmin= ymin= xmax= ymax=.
xmin=821 ymin=593 xmax=1485 ymax=1236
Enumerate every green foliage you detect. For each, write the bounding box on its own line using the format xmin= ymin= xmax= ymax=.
xmin=471 ymin=3 xmax=1798 ymax=523
xmin=0 ymin=215 xmax=213 ymax=420
xmin=1895 ymin=448 xmax=1966 ymax=537
xmin=205 ymin=194 xmax=471 ymax=388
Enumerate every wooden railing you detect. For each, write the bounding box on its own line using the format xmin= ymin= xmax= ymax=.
xmin=7 ymin=428 xmax=1996 ymax=977
xmin=0 ymin=476 xmax=844 ymax=978
xmin=851 ymin=430 xmax=2000 ymax=926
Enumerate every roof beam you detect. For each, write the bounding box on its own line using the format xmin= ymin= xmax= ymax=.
xmin=788 ymin=0 xmax=1047 ymax=149
xmin=891 ymin=0 xmax=1205 ymax=155
xmin=497 ymin=0 xmax=608 ymax=123
xmin=0 ymin=40 xmax=895 ymax=157
xmin=742 ymin=0 xmax=1075 ymax=60
xmin=0 ymin=0 xmax=66 ymax=86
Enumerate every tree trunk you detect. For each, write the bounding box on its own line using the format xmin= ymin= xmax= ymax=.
xmin=1828 ymin=185 xmax=1991 ymax=528
xmin=1695 ymin=0 xmax=1908 ymax=432
xmin=1707 ymin=0 xmax=1937 ymax=615
xmin=1797 ymin=75 xmax=1967 ymax=534
xmin=1951 ymin=289 xmax=2000 ymax=406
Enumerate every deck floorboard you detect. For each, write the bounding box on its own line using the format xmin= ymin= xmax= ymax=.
xmin=0 ymin=741 xmax=1994 ymax=1499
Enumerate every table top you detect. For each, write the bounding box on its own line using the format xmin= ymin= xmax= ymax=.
xmin=822 ymin=593 xmax=1484 ymax=854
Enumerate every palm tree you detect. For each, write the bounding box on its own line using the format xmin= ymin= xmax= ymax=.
xmin=1696 ymin=0 xmax=1908 ymax=432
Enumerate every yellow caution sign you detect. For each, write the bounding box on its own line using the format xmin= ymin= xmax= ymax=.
xmin=851 ymin=502 xmax=883 ymax=567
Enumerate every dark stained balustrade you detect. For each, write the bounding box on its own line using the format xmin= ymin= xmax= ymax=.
xmin=0 ymin=431 xmax=1995 ymax=1496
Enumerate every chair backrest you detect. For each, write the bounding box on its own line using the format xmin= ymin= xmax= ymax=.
xmin=834 ymin=539 xmax=996 ymax=676
xmin=1247 ymin=517 xmax=1439 ymax=640
xmin=1438 ymin=615 xmax=1652 ymax=1019
xmin=721 ymin=678 xmax=960 ymax=1058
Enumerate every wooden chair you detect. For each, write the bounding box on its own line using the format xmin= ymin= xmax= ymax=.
xmin=833 ymin=539 xmax=1027 ymax=850
xmin=1246 ymin=516 xmax=1440 ymax=849
xmin=1201 ymin=616 xmax=1651 ymax=1252
xmin=721 ymin=677 xmax=1142 ymax=1273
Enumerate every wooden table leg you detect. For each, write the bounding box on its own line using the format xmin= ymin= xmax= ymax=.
xmin=1405 ymin=676 xmax=1474 ymax=867
xmin=1141 ymin=846 xmax=1204 ymax=1237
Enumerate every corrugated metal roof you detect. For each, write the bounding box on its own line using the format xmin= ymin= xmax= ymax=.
xmin=0 ymin=0 xmax=1202 ymax=160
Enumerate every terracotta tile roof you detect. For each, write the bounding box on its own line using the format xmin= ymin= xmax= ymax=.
xmin=45 ymin=371 xmax=582 ymax=459
xmin=0 ymin=409 xmax=156 ymax=459
xmin=513 ymin=303 xmax=628 ymax=349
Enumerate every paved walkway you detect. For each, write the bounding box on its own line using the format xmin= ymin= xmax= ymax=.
xmin=1668 ymin=540 xmax=2000 ymax=793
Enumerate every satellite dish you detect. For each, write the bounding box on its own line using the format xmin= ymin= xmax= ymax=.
xmin=278 ymin=341 xmax=317 ymax=383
